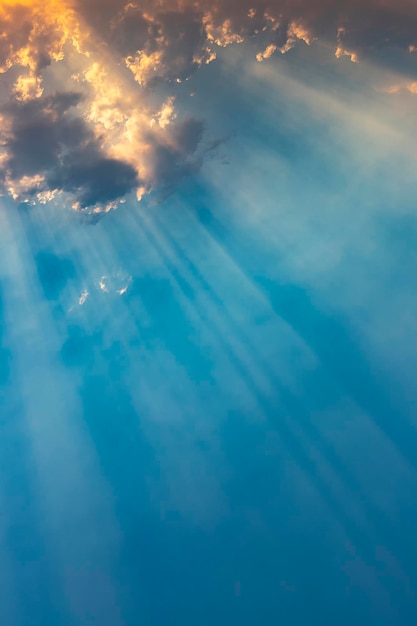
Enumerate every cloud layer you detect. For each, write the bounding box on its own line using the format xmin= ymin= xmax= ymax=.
xmin=0 ymin=0 xmax=416 ymax=212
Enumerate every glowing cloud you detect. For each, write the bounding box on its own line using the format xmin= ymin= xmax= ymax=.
xmin=0 ymin=0 xmax=416 ymax=212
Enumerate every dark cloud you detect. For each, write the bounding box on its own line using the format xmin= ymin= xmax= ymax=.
xmin=74 ymin=0 xmax=417 ymax=80
xmin=0 ymin=92 xmax=139 ymax=210
xmin=143 ymin=9 xmax=210 ymax=83
xmin=336 ymin=4 xmax=417 ymax=57
xmin=0 ymin=87 xmax=206 ymax=211
xmin=91 ymin=4 xmax=212 ymax=84
xmin=146 ymin=118 xmax=204 ymax=192
xmin=3 ymin=93 xmax=85 ymax=178
xmin=48 ymin=148 xmax=139 ymax=210
xmin=172 ymin=118 xmax=205 ymax=158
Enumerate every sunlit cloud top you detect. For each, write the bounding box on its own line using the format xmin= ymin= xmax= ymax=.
xmin=1 ymin=0 xmax=417 ymax=212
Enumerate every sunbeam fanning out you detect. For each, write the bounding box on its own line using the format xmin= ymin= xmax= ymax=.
xmin=1 ymin=2 xmax=417 ymax=625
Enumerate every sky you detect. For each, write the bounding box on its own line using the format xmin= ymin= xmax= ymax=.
xmin=1 ymin=1 xmax=417 ymax=625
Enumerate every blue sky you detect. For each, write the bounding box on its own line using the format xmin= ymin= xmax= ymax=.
xmin=1 ymin=2 xmax=417 ymax=625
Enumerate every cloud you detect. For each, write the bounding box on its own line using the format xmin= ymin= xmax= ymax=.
xmin=145 ymin=118 xmax=205 ymax=192
xmin=74 ymin=1 xmax=417 ymax=73
xmin=0 ymin=91 xmax=139 ymax=211
xmin=0 ymin=0 xmax=416 ymax=212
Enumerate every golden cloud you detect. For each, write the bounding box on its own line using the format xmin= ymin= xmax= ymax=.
xmin=0 ymin=0 xmax=416 ymax=212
